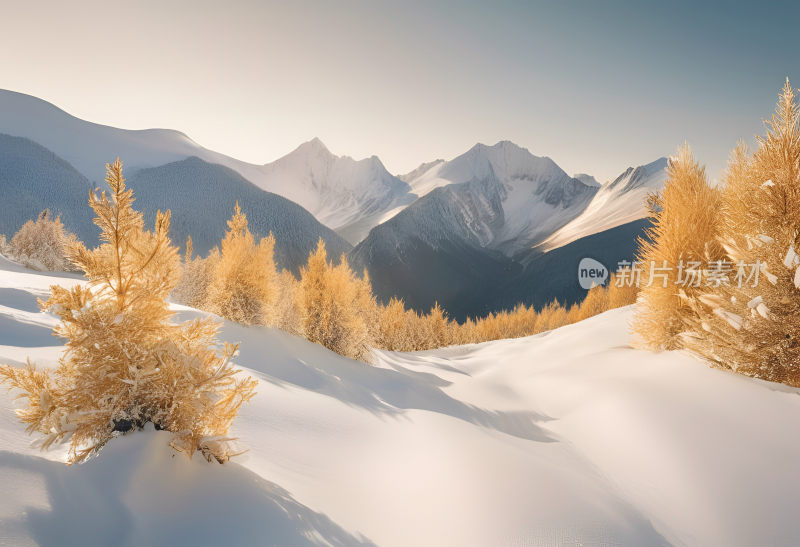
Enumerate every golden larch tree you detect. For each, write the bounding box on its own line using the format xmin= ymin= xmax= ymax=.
xmin=682 ymin=80 xmax=800 ymax=385
xmin=204 ymin=203 xmax=277 ymax=326
xmin=299 ymin=239 xmax=373 ymax=361
xmin=0 ymin=159 xmax=256 ymax=463
xmin=632 ymin=144 xmax=724 ymax=350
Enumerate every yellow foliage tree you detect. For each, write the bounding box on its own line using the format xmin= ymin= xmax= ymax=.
xmin=172 ymin=236 xmax=218 ymax=309
xmin=633 ymin=144 xmax=724 ymax=350
xmin=204 ymin=203 xmax=277 ymax=326
xmin=299 ymin=239 xmax=374 ymax=361
xmin=682 ymin=80 xmax=800 ymax=385
xmin=270 ymin=269 xmax=305 ymax=335
xmin=0 ymin=159 xmax=256 ymax=464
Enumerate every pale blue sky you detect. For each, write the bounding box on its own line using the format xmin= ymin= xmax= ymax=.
xmin=1 ymin=0 xmax=797 ymax=182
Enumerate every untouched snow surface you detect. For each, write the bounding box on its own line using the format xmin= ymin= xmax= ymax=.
xmin=2 ymin=257 xmax=800 ymax=546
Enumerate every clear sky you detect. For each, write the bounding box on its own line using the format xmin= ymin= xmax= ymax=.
xmin=1 ymin=0 xmax=798 ymax=183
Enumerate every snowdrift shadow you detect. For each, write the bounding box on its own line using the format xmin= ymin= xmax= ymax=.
xmin=0 ymin=432 xmax=374 ymax=547
xmin=0 ymin=315 xmax=59 ymax=347
xmin=177 ymin=310 xmax=554 ymax=444
xmin=0 ymin=287 xmax=43 ymax=313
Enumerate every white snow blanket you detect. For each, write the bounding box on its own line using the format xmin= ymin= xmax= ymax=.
xmin=1 ymin=255 xmax=799 ymax=546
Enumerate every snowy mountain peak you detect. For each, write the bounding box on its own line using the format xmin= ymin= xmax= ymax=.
xmin=259 ymin=141 xmax=415 ymax=244
xmin=289 ymin=137 xmax=332 ymax=158
xmin=357 ymin=140 xmax=600 ymax=270
xmin=539 ymin=157 xmax=669 ymax=252
xmin=405 ymin=140 xmax=573 ymax=198
xmin=606 ymin=157 xmax=668 ymax=193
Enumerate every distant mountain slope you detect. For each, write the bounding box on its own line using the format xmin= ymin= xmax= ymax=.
xmin=493 ymin=218 xmax=653 ymax=314
xmin=352 ymin=217 xmax=650 ymax=321
xmin=398 ymin=159 xmax=445 ymax=184
xmin=0 ymin=90 xmax=414 ymax=244
xmin=539 ymin=158 xmax=667 ymax=252
xmin=0 ymin=133 xmax=95 ymax=243
xmin=573 ymin=173 xmax=601 ymax=187
xmin=126 ymin=157 xmax=352 ymax=272
xmin=0 ymin=133 xmax=351 ymax=272
xmin=0 ymin=89 xmax=223 ymax=183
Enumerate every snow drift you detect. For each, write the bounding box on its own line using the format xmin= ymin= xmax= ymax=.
xmin=2 ymin=257 xmax=800 ymax=546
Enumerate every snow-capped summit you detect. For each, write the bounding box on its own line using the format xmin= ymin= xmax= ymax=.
xmin=393 ymin=140 xmax=600 ymax=255
xmin=539 ymin=157 xmax=668 ymax=252
xmin=257 ymin=139 xmax=416 ymax=244
xmin=404 ymin=140 xmax=581 ymax=199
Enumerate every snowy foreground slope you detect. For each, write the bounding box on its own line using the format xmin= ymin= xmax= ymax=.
xmin=2 ymin=259 xmax=800 ymax=546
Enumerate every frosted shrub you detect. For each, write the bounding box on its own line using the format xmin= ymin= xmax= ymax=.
xmin=7 ymin=209 xmax=80 ymax=272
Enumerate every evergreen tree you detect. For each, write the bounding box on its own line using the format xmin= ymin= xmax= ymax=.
xmin=0 ymin=159 xmax=256 ymax=463
xmin=299 ymin=239 xmax=373 ymax=361
xmin=270 ymin=269 xmax=304 ymax=335
xmin=683 ymin=81 xmax=800 ymax=385
xmin=172 ymin=235 xmax=217 ymax=309
xmin=633 ymin=144 xmax=723 ymax=350
xmin=204 ymin=203 xmax=277 ymax=326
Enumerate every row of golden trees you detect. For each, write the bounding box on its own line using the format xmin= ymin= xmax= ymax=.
xmin=634 ymin=80 xmax=800 ymax=387
xmin=171 ymin=203 xmax=639 ymax=362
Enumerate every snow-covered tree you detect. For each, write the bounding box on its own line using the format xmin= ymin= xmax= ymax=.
xmin=204 ymin=203 xmax=277 ymax=326
xmin=633 ymin=144 xmax=724 ymax=350
xmin=0 ymin=159 xmax=256 ymax=463
xmin=683 ymin=81 xmax=800 ymax=385
xmin=172 ymin=236 xmax=218 ymax=309
xmin=269 ymin=269 xmax=304 ymax=335
xmin=6 ymin=209 xmax=80 ymax=271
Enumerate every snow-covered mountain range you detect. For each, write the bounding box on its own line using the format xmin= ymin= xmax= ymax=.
xmin=0 ymin=87 xmax=670 ymax=316
xmin=349 ymin=142 xmax=666 ymax=318
xmin=394 ymin=141 xmax=599 ymax=256
xmin=0 ymin=90 xmax=413 ymax=244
